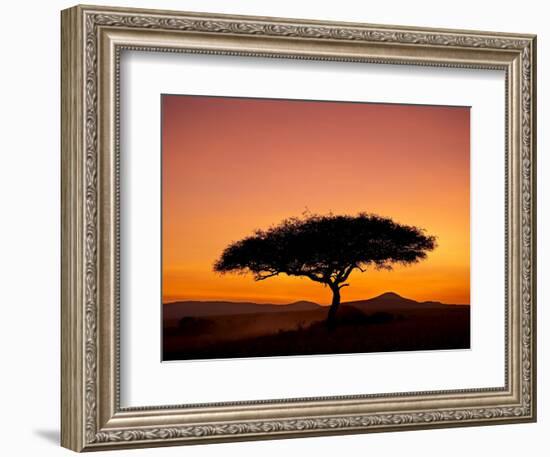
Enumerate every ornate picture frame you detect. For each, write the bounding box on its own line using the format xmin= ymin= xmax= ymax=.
xmin=61 ymin=4 xmax=536 ymax=452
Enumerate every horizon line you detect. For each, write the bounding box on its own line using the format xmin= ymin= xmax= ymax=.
xmin=163 ymin=291 xmax=470 ymax=307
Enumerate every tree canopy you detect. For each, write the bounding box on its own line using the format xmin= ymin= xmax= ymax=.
xmin=214 ymin=212 xmax=437 ymax=327
xmin=214 ymin=212 xmax=436 ymax=288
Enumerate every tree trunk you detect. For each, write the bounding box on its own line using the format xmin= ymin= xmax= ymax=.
xmin=326 ymin=286 xmax=341 ymax=330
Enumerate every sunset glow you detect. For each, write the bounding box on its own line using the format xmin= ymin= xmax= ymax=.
xmin=162 ymin=95 xmax=470 ymax=305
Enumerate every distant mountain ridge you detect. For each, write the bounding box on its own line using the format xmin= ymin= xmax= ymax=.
xmin=163 ymin=299 xmax=320 ymax=320
xmin=163 ymin=292 xmax=468 ymax=321
xmin=344 ymin=291 xmax=468 ymax=311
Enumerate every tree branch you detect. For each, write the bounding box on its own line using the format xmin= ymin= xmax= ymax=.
xmin=302 ymin=272 xmax=328 ymax=284
xmin=340 ymin=264 xmax=357 ymax=282
xmin=254 ymin=271 xmax=280 ymax=281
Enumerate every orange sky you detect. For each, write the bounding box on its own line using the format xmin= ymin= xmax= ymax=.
xmin=162 ymin=95 xmax=470 ymax=305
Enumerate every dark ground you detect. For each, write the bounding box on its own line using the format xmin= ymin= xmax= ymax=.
xmin=162 ymin=293 xmax=470 ymax=361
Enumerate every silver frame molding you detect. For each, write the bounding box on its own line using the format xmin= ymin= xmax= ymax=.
xmin=61 ymin=4 xmax=537 ymax=452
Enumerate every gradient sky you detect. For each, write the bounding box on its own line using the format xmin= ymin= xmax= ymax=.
xmin=162 ymin=95 xmax=470 ymax=305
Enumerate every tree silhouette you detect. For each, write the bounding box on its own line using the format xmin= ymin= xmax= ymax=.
xmin=214 ymin=213 xmax=437 ymax=328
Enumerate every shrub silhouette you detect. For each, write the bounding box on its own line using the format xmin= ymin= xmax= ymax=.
xmin=214 ymin=212 xmax=436 ymax=328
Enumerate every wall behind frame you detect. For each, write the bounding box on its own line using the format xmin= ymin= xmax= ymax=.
xmin=0 ymin=1 xmax=545 ymax=456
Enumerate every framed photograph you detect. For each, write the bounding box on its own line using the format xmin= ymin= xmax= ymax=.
xmin=61 ymin=4 xmax=537 ymax=452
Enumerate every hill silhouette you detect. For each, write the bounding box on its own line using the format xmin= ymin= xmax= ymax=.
xmin=163 ymin=292 xmax=470 ymax=360
xmin=163 ymin=299 xmax=320 ymax=322
xmin=344 ymin=291 xmax=465 ymax=311
xmin=164 ymin=292 xmax=465 ymax=325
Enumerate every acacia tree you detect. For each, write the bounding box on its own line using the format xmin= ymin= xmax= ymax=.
xmin=214 ymin=213 xmax=436 ymax=328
